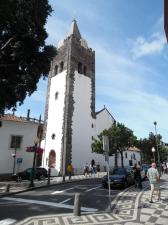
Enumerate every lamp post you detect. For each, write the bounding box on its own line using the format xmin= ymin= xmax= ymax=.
xmin=153 ymin=121 xmax=161 ymax=175
xmin=11 ymin=151 xmax=16 ymax=175
xmin=151 ymin=147 xmax=156 ymax=162
xmin=29 ymin=139 xmax=39 ymax=188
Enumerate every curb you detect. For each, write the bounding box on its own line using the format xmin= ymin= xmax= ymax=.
xmin=0 ymin=177 xmax=102 ymax=198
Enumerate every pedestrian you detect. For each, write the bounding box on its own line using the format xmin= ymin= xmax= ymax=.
xmin=67 ymin=164 xmax=73 ymax=180
xmin=166 ymin=161 xmax=168 ymax=173
xmin=84 ymin=163 xmax=89 ymax=176
xmin=147 ymin=162 xmax=160 ymax=203
xmin=133 ymin=164 xmax=142 ymax=189
xmin=96 ymin=163 xmax=100 ymax=177
xmin=162 ymin=162 xmax=167 ymax=174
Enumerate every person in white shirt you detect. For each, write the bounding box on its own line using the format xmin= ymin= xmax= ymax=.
xmin=147 ymin=162 xmax=160 ymax=203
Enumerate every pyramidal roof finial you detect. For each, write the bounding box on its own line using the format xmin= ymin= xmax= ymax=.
xmin=67 ymin=19 xmax=81 ymax=39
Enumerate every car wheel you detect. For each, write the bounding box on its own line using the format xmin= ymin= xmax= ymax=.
xmin=17 ymin=177 xmax=22 ymax=182
xmin=40 ymin=175 xmax=45 ymax=180
xmin=102 ymin=183 xmax=108 ymax=189
xmin=123 ymin=180 xmax=128 ymax=188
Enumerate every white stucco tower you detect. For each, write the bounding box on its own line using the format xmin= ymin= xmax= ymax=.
xmin=43 ymin=20 xmax=96 ymax=175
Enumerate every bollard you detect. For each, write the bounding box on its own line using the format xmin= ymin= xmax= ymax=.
xmin=73 ymin=193 xmax=81 ymax=216
xmin=5 ymin=184 xmax=10 ymax=193
xmin=47 ymin=168 xmax=51 ymax=185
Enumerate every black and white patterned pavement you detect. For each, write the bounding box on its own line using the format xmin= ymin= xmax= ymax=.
xmin=14 ymin=174 xmax=168 ymax=225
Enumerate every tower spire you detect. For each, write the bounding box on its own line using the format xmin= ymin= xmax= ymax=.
xmin=67 ymin=19 xmax=81 ymax=39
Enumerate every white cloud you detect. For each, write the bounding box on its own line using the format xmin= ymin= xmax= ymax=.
xmin=131 ymin=33 xmax=166 ymax=59
xmin=92 ymin=43 xmax=168 ymax=141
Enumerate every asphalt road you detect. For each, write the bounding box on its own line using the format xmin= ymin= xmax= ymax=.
xmin=0 ymin=179 xmax=121 ymax=224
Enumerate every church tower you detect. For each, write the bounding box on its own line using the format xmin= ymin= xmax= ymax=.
xmin=43 ymin=20 xmax=95 ymax=175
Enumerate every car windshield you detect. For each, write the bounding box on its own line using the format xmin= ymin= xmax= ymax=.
xmin=111 ymin=168 xmax=126 ymax=175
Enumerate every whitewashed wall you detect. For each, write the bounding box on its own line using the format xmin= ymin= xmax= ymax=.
xmin=0 ymin=120 xmax=38 ymax=174
xmin=71 ymin=71 xmax=94 ymax=173
xmin=95 ymin=109 xmax=114 ymax=135
xmin=72 ymin=77 xmax=116 ymax=173
xmin=43 ymin=70 xmax=67 ymax=175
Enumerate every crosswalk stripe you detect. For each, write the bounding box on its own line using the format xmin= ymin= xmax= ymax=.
xmin=2 ymin=197 xmax=97 ymax=212
xmin=51 ymin=187 xmax=74 ymax=195
xmin=0 ymin=218 xmax=16 ymax=225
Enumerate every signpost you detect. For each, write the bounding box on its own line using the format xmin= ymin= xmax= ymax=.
xmin=103 ymin=135 xmax=111 ymax=211
xmin=17 ymin=158 xmax=23 ymax=164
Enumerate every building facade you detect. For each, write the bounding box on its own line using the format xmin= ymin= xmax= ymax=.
xmin=43 ymin=20 xmax=116 ymax=175
xmin=43 ymin=20 xmax=141 ymax=175
xmin=0 ymin=114 xmax=41 ymax=177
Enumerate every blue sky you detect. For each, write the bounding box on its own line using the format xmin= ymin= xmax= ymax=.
xmin=11 ymin=0 xmax=168 ymax=142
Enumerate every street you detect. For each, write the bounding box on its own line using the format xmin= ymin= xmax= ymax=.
xmin=0 ymin=175 xmax=168 ymax=225
xmin=0 ymin=179 xmax=120 ymax=223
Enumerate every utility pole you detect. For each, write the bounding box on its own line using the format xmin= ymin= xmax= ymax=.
xmin=103 ymin=135 xmax=111 ymax=211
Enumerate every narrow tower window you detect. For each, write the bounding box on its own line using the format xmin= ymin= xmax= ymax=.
xmin=78 ymin=62 xmax=82 ymax=74
xmin=54 ymin=65 xmax=58 ymax=75
xmin=51 ymin=133 xmax=56 ymax=140
xmin=83 ymin=66 xmax=87 ymax=75
xmin=60 ymin=61 xmax=64 ymax=72
xmin=55 ymin=92 xmax=59 ymax=100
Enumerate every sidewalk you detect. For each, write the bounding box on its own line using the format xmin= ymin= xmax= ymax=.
xmin=0 ymin=172 xmax=106 ymax=195
xmin=14 ymin=174 xmax=168 ymax=225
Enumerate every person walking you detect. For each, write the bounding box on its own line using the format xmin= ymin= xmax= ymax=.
xmin=67 ymin=164 xmax=73 ymax=180
xmin=133 ymin=164 xmax=142 ymax=189
xmin=84 ymin=163 xmax=89 ymax=176
xmin=147 ymin=162 xmax=160 ymax=203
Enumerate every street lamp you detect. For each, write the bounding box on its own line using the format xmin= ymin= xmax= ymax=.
xmin=29 ymin=139 xmax=39 ymax=188
xmin=151 ymin=147 xmax=156 ymax=162
xmin=153 ymin=121 xmax=161 ymax=175
xmin=11 ymin=152 xmax=16 ymax=175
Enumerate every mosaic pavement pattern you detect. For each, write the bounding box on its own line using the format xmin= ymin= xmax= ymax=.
xmin=15 ymin=181 xmax=168 ymax=225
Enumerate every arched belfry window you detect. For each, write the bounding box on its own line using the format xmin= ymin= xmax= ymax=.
xmin=84 ymin=66 xmax=87 ymax=75
xmin=78 ymin=62 xmax=82 ymax=74
xmin=51 ymin=133 xmax=56 ymax=140
xmin=60 ymin=61 xmax=64 ymax=72
xmin=54 ymin=65 xmax=58 ymax=75
xmin=55 ymin=92 xmax=59 ymax=100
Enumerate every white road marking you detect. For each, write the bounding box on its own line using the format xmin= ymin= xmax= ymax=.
xmin=98 ymin=188 xmax=119 ymax=192
xmin=51 ymin=187 xmax=74 ymax=195
xmin=160 ymin=185 xmax=168 ymax=189
xmin=59 ymin=198 xmax=71 ymax=204
xmin=2 ymin=197 xmax=97 ymax=212
xmin=85 ymin=185 xmax=101 ymax=192
xmin=0 ymin=218 xmax=16 ymax=225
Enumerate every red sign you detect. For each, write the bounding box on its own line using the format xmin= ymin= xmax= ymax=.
xmin=26 ymin=146 xmax=44 ymax=154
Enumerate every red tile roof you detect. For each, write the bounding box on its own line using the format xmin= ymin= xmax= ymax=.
xmin=128 ymin=146 xmax=141 ymax=152
xmin=0 ymin=114 xmax=42 ymax=124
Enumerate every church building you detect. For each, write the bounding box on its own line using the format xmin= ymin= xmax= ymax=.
xmin=42 ymin=20 xmax=115 ymax=175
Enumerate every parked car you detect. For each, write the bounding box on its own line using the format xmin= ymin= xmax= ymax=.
xmin=12 ymin=167 xmax=48 ymax=181
xmin=102 ymin=167 xmax=134 ymax=189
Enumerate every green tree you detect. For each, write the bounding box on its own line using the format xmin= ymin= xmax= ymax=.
xmin=136 ymin=132 xmax=166 ymax=163
xmin=0 ymin=0 xmax=56 ymax=114
xmin=92 ymin=122 xmax=137 ymax=168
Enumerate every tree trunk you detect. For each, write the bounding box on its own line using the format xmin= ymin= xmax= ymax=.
xmin=120 ymin=151 xmax=124 ymax=168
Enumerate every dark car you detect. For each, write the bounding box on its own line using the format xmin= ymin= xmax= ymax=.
xmin=13 ymin=167 xmax=48 ymax=181
xmin=102 ymin=167 xmax=134 ymax=188
xmin=142 ymin=164 xmax=151 ymax=177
